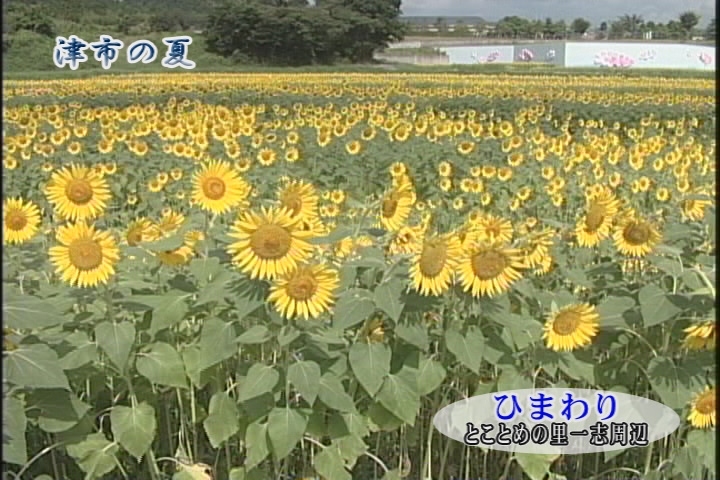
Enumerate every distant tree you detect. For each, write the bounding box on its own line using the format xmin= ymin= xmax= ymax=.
xmin=571 ymin=18 xmax=591 ymax=36
xmin=554 ymin=19 xmax=567 ymax=39
xmin=706 ymin=18 xmax=716 ymax=40
xmin=678 ymin=11 xmax=700 ymax=38
xmin=613 ymin=14 xmax=644 ymax=38
xmin=436 ymin=16 xmax=447 ymax=33
xmin=6 ymin=4 xmax=54 ymax=37
xmin=599 ymin=21 xmax=608 ymax=39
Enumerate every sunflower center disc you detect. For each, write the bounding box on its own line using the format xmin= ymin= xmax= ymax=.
xmin=382 ymin=197 xmax=399 ymax=218
xmin=203 ymin=177 xmax=226 ymax=200
xmin=585 ymin=202 xmax=607 ymax=231
xmin=250 ymin=224 xmax=292 ymax=260
xmin=287 ymin=274 xmax=318 ymax=301
xmin=69 ymin=239 xmax=104 ymax=271
xmin=552 ymin=311 xmax=581 ymax=336
xmin=281 ymin=193 xmax=303 ymax=217
xmin=623 ymin=223 xmax=651 ymax=245
xmin=5 ymin=210 xmax=28 ymax=231
xmin=419 ymin=241 xmax=448 ymax=277
xmin=65 ymin=179 xmax=94 ymax=205
xmin=696 ymin=391 xmax=716 ymax=415
xmin=471 ymin=250 xmax=507 ymax=280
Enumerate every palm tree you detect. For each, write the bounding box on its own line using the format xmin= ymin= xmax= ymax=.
xmin=617 ymin=14 xmax=644 ymax=38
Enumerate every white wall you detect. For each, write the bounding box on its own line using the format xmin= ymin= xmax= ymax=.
xmin=437 ymin=45 xmax=514 ymax=64
xmin=565 ymin=42 xmax=715 ymax=70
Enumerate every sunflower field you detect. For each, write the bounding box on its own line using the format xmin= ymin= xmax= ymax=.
xmin=2 ymin=72 xmax=716 ymax=480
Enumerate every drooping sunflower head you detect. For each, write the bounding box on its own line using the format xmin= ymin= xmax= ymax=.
xmin=125 ymin=217 xmax=157 ymax=246
xmin=277 ymin=180 xmax=319 ymax=221
xmin=687 ymin=386 xmax=716 ymax=429
xmin=543 ymin=303 xmax=600 ymax=352
xmin=44 ymin=164 xmax=111 ymax=221
xmin=519 ymin=228 xmax=555 ymax=269
xmin=457 ymin=240 xmax=525 ymax=298
xmin=48 ymin=221 xmax=120 ymax=288
xmin=191 ymin=160 xmax=251 ymax=214
xmin=267 ymin=263 xmax=339 ymax=320
xmin=409 ymin=233 xmax=461 ymax=296
xmin=157 ymin=210 xmax=186 ymax=235
xmin=682 ymin=321 xmax=716 ymax=351
xmin=3 ymin=197 xmax=41 ymax=245
xmin=379 ymin=182 xmax=414 ymax=232
xmin=227 ymin=207 xmax=314 ymax=280
xmin=613 ymin=213 xmax=662 ymax=258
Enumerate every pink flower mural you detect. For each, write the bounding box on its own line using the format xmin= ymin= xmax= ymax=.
xmin=699 ymin=52 xmax=713 ymax=66
xmin=594 ymin=51 xmax=635 ymax=68
xmin=472 ymin=50 xmax=500 ymax=64
xmin=518 ymin=48 xmax=534 ymax=62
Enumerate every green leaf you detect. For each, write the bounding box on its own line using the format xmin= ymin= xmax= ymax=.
xmin=395 ymin=323 xmax=429 ymax=351
xmin=66 ymin=432 xmax=119 ymax=479
xmin=596 ymin=296 xmax=635 ymax=329
xmin=373 ymin=276 xmax=405 ymax=321
xmin=244 ymin=421 xmax=269 ymax=471
xmin=318 ymin=372 xmax=356 ymax=412
xmin=3 ymin=294 xmax=67 ymax=329
xmin=95 ymin=321 xmax=135 ymax=372
xmin=515 ymin=453 xmax=560 ymax=480
xmin=266 ymin=407 xmax=308 ymax=461
xmin=2 ymin=396 xmax=27 ymax=465
xmin=639 ymin=284 xmax=681 ymax=327
xmin=382 ymin=470 xmax=404 ymax=480
xmin=199 ymin=318 xmax=238 ymax=370
xmin=333 ymin=290 xmax=376 ymax=330
xmin=144 ymin=230 xmax=187 ymax=251
xmin=59 ymin=333 xmax=98 ymax=370
xmin=203 ymin=392 xmax=240 ymax=449
xmin=111 ymin=402 xmax=156 ymax=460
xmin=129 ymin=292 xmax=191 ymax=336
xmin=288 ymin=360 xmax=321 ymax=406
xmin=236 ymin=325 xmax=271 ymax=345
xmin=314 ymin=445 xmax=352 ymax=480
xmin=189 ymin=256 xmax=221 ymax=283
xmin=416 ymin=358 xmax=446 ymax=396
xmin=32 ymin=389 xmax=90 ymax=433
xmin=444 ymin=327 xmax=484 ymax=374
xmin=136 ymin=342 xmax=187 ymax=389
xmin=686 ymin=430 xmax=716 ymax=471
xmin=647 ymin=357 xmax=704 ymax=410
xmin=237 ymin=364 xmax=280 ymax=403
xmin=648 ymin=255 xmax=683 ymax=278
xmin=376 ymin=374 xmax=419 ymax=426
xmin=558 ymin=352 xmax=595 ymax=385
xmin=505 ymin=314 xmax=543 ymax=350
xmin=3 ymin=343 xmax=69 ymax=390
xmin=349 ymin=342 xmax=391 ymax=397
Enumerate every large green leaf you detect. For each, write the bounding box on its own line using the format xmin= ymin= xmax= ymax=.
xmin=203 ymin=392 xmax=240 ymax=448
xmin=647 ymin=357 xmax=704 ymax=410
xmin=244 ymin=421 xmax=269 ymax=471
xmin=686 ymin=430 xmax=716 ymax=471
xmin=136 ymin=342 xmax=187 ymax=389
xmin=416 ymin=358 xmax=446 ymax=396
xmin=639 ymin=284 xmax=681 ymax=327
xmin=127 ymin=292 xmax=191 ymax=336
xmin=596 ymin=296 xmax=636 ymax=329
xmin=3 ymin=293 xmax=67 ymax=329
xmin=314 ymin=445 xmax=352 ymax=480
xmin=266 ymin=407 xmax=308 ymax=461
xmin=237 ymin=364 xmax=280 ymax=403
xmin=59 ymin=331 xmax=98 ymax=370
xmin=376 ymin=374 xmax=419 ymax=426
xmin=444 ymin=327 xmax=484 ymax=374
xmin=373 ymin=276 xmax=405 ymax=321
xmin=558 ymin=352 xmax=595 ymax=385
xmin=66 ymin=432 xmax=119 ymax=479
xmin=189 ymin=256 xmax=221 ymax=284
xmin=3 ymin=343 xmax=69 ymax=390
xmin=318 ymin=372 xmax=356 ymax=412
xmin=333 ymin=289 xmax=376 ymax=330
xmin=95 ymin=321 xmax=135 ymax=372
xmin=349 ymin=342 xmax=391 ymax=397
xmin=2 ymin=396 xmax=27 ymax=465
xmin=236 ymin=325 xmax=271 ymax=345
xmin=288 ymin=360 xmax=321 ymax=406
xmin=31 ymin=389 xmax=90 ymax=433
xmin=198 ymin=318 xmax=238 ymax=370
xmin=110 ymin=402 xmax=156 ymax=460
xmin=394 ymin=323 xmax=429 ymax=351
xmin=515 ymin=453 xmax=560 ymax=480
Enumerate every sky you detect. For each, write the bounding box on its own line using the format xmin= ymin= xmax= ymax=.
xmin=400 ymin=0 xmax=716 ymax=26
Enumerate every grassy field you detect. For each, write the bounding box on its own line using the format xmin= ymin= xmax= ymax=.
xmin=2 ymin=67 xmax=716 ymax=480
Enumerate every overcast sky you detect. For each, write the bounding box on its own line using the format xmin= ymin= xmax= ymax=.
xmin=401 ymin=0 xmax=716 ymax=26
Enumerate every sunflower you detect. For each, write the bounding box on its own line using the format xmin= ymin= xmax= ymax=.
xmin=257 ymin=148 xmax=276 ymax=166
xmin=361 ymin=317 xmax=386 ymax=344
xmin=4 ymin=198 xmax=41 ymax=245
xmin=148 ymin=179 xmax=164 ymax=193
xmin=438 ymin=161 xmax=453 ymax=177
xmin=457 ymin=240 xmax=525 ymax=297
xmin=457 ymin=141 xmax=475 ymax=155
xmin=409 ymin=234 xmax=461 ymax=296
xmin=346 ymin=140 xmax=362 ymax=155
xmin=267 ymin=263 xmax=339 ymax=320
xmin=575 ymin=188 xmax=620 ymax=248
xmin=520 ymin=228 xmax=554 ymax=269
xmin=379 ymin=182 xmax=414 ymax=232
xmin=156 ymin=242 xmax=195 ymax=266
xmin=613 ymin=214 xmax=662 ymax=257
xmin=227 ymin=207 xmax=314 ymax=280
xmin=277 ymin=180 xmax=319 ymax=221
xmin=44 ymin=164 xmax=111 ymax=221
xmin=682 ymin=321 xmax=716 ymax=351
xmin=191 ymin=160 xmax=250 ymax=214
xmin=475 ymin=214 xmax=514 ymax=244
xmin=687 ymin=386 xmax=716 ymax=429
xmin=682 ymin=195 xmax=712 ymax=221
xmin=125 ymin=218 xmax=157 ymax=246
xmin=157 ymin=210 xmax=185 ymax=235
xmin=543 ymin=303 xmax=600 ymax=352
xmin=48 ymin=222 xmax=120 ymax=288
xmin=388 ymin=224 xmax=424 ymax=255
